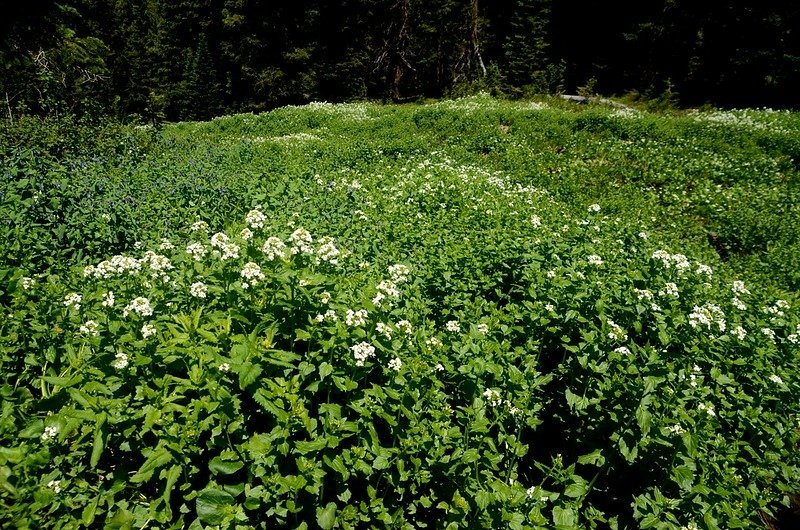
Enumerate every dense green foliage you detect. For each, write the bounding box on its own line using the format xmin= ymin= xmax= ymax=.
xmin=2 ymin=1 xmax=799 ymax=122
xmin=1 ymin=96 xmax=799 ymax=528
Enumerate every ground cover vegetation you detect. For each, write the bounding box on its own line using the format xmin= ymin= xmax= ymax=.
xmin=1 ymin=96 xmax=800 ymax=528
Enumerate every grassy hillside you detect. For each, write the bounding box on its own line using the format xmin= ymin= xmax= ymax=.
xmin=1 ymin=95 xmax=799 ymax=528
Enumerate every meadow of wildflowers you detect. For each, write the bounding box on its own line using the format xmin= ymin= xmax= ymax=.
xmin=0 ymin=95 xmax=799 ymax=528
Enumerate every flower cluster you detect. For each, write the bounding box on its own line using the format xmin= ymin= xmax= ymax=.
xmin=79 ymin=320 xmax=99 ymax=336
xmin=112 ymin=352 xmax=129 ymax=369
xmin=688 ymin=304 xmax=726 ymax=333
xmin=123 ymin=297 xmax=153 ymax=317
xmin=345 ymin=309 xmax=368 ymax=327
xmin=587 ymin=254 xmax=604 ymax=266
xmin=483 ymin=388 xmax=503 ymax=407
xmin=83 ymin=255 xmax=141 ymax=279
xmin=186 ymin=242 xmax=208 ymax=261
xmin=651 ymin=250 xmax=691 ymax=272
xmin=64 ymin=293 xmax=82 ymax=310
xmin=190 ymin=282 xmax=208 ymax=298
xmin=240 ymin=262 xmax=265 ymax=288
xmin=606 ymin=319 xmax=628 ymax=342
xmin=290 ymin=228 xmax=314 ymax=255
xmin=262 ymin=237 xmax=287 ymax=260
xmin=316 ymin=237 xmax=340 ymax=264
xmin=388 ymin=264 xmax=410 ymax=283
xmin=246 ymin=208 xmax=266 ymax=229
xmin=350 ymin=342 xmax=376 ymax=366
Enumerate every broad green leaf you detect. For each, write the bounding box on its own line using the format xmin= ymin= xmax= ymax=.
xmin=209 ymin=457 xmax=244 ymax=475
xmin=316 ymin=502 xmax=337 ymax=529
xmin=295 ymin=438 xmax=327 ymax=455
xmin=318 ymin=362 xmax=333 ymax=380
xmin=196 ymin=488 xmax=235 ymax=525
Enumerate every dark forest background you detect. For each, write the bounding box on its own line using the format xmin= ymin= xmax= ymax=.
xmin=2 ymin=0 xmax=799 ymax=122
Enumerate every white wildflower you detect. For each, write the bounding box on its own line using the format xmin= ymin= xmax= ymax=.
xmin=316 ymin=237 xmax=340 ymax=264
xmin=262 ymin=237 xmax=287 ymax=260
xmin=190 ymin=220 xmax=209 ymax=232
xmin=696 ymin=264 xmax=713 ymax=276
xmin=638 ymin=231 xmax=648 ymax=239
xmin=21 ymin=276 xmax=34 ymax=290
xmin=185 ymin=242 xmax=207 ymax=261
xmin=245 ymin=208 xmax=266 ymax=229
xmin=210 ymin=232 xmax=229 ymax=248
xmin=659 ymin=282 xmax=679 ymax=298
xmin=731 ymin=326 xmax=747 ymax=340
xmin=483 ymin=388 xmax=502 ymax=407
xmin=426 ymin=337 xmax=442 ymax=348
xmin=218 ymin=362 xmax=231 ymax=372
xmin=531 ymin=215 xmax=541 ymax=227
xmin=47 ymin=479 xmax=62 ymax=493
xmin=345 ymin=309 xmax=368 ymax=327
xmin=688 ymin=304 xmax=726 ymax=333
xmin=732 ymin=297 xmax=747 ymax=311
xmin=697 ymin=402 xmax=716 ymax=417
xmin=761 ymin=328 xmax=776 ymax=342
xmin=159 ymin=238 xmax=174 ymax=251
xmin=190 ymin=282 xmax=208 ymax=299
xmin=445 ymin=320 xmax=461 ymax=333
xmin=376 ymin=322 xmax=393 ymax=340
xmin=396 ymin=320 xmax=413 ymax=335
xmin=607 ymin=319 xmax=628 ymax=341
xmin=388 ymin=264 xmax=410 ymax=283
xmin=64 ymin=292 xmax=82 ymax=310
xmin=79 ymin=320 xmax=99 ymax=336
xmin=240 ymin=262 xmax=265 ymax=286
xmin=588 ymin=204 xmax=601 ymax=213
xmin=769 ymin=374 xmax=784 ymax=385
xmin=219 ymin=241 xmax=240 ymax=260
xmin=732 ymin=280 xmax=750 ymax=296
xmin=476 ymin=323 xmax=489 ymax=335
xmin=41 ymin=425 xmax=59 ymax=441
xmin=587 ymin=254 xmax=604 ymax=265
xmin=613 ymin=346 xmax=632 ymax=356
xmin=111 ymin=352 xmax=129 ymax=369
xmin=123 ymin=297 xmax=153 ymax=317
xmin=141 ymin=323 xmax=157 ymax=339
xmin=240 ymin=227 xmax=253 ymax=241
xmin=388 ymin=357 xmax=402 ymax=371
xmin=289 ymin=227 xmax=314 ymax=255
xmin=667 ymin=424 xmax=685 ymax=435
xmin=350 ymin=342 xmax=376 ymax=367
xmin=102 ymin=291 xmax=115 ymax=307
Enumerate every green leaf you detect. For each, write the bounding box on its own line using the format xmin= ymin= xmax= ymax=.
xmin=318 ymin=362 xmax=333 ymax=380
xmin=238 ymin=362 xmax=263 ymax=390
xmin=577 ymin=449 xmax=605 ymax=467
xmin=373 ymin=454 xmax=390 ymax=470
xmin=507 ymin=512 xmax=525 ymax=530
xmin=81 ymin=497 xmax=99 ymax=525
xmin=672 ymin=465 xmax=694 ymax=491
xmin=131 ymin=446 xmax=172 ymax=483
xmin=196 ymin=488 xmax=235 ymax=525
xmin=475 ymin=490 xmax=492 ymax=510
xmin=294 ymin=438 xmax=327 ymax=455
xmin=316 ymin=502 xmax=337 ymax=529
xmin=90 ymin=428 xmax=104 ymax=468
xmin=553 ymin=506 xmax=576 ymax=528
xmin=209 ymin=457 xmax=244 ymax=475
